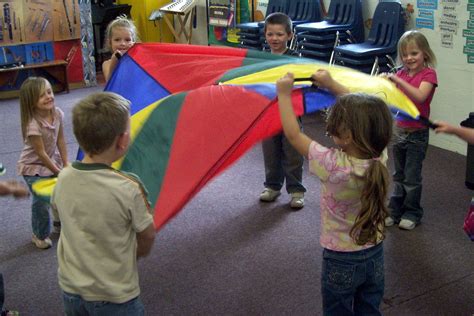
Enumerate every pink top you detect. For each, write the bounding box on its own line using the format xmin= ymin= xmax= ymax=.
xmin=308 ymin=141 xmax=387 ymax=252
xmin=396 ymin=67 xmax=438 ymax=129
xmin=17 ymin=108 xmax=64 ymax=176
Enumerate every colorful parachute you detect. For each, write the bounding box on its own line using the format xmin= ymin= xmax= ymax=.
xmin=36 ymin=43 xmax=419 ymax=231
xmin=106 ymin=43 xmax=419 ymax=230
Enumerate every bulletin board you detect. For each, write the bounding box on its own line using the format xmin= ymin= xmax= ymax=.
xmin=0 ymin=0 xmax=24 ymax=44
xmin=0 ymin=0 xmax=80 ymax=46
xmin=52 ymin=0 xmax=81 ymax=41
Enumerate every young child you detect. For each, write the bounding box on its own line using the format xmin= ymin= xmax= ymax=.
xmin=277 ymin=71 xmax=392 ymax=314
xmin=17 ymin=77 xmax=68 ymax=249
xmin=260 ymin=12 xmax=304 ymax=209
xmin=51 ymin=92 xmax=155 ymax=314
xmin=102 ymin=16 xmax=138 ymax=82
xmin=383 ymin=30 xmax=438 ymax=230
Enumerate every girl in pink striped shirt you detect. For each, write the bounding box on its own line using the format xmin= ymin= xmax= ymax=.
xmin=17 ymin=77 xmax=68 ymax=249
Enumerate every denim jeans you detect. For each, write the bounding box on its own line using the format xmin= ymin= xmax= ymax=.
xmin=389 ymin=129 xmax=429 ymax=224
xmin=321 ymin=242 xmax=384 ymax=316
xmin=262 ymin=127 xmax=306 ymax=194
xmin=23 ymin=175 xmax=55 ymax=239
xmin=63 ymin=292 xmax=144 ymax=316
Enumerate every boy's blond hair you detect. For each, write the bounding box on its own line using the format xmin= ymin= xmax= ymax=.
xmin=73 ymin=92 xmax=130 ymax=155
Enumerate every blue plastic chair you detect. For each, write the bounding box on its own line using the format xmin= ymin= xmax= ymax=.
xmin=290 ymin=0 xmax=323 ymax=24
xmin=295 ymin=0 xmax=363 ymax=62
xmin=295 ymin=0 xmax=364 ymax=43
xmin=334 ymin=1 xmax=404 ymax=59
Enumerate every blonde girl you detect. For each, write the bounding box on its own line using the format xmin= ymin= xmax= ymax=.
xmin=277 ymin=70 xmax=393 ymax=315
xmin=383 ymin=30 xmax=438 ymax=230
xmin=17 ymin=77 xmax=68 ymax=249
xmin=102 ymin=16 xmax=139 ymax=82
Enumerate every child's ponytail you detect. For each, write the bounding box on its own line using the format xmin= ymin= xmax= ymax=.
xmin=350 ymin=160 xmax=389 ymax=245
xmin=329 ymin=94 xmax=393 ymax=246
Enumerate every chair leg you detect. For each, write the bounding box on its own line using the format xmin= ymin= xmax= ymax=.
xmin=329 ymin=31 xmax=341 ymax=66
xmin=370 ymin=56 xmax=379 ymax=76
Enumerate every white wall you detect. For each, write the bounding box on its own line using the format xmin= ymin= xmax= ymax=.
xmin=190 ymin=0 xmax=474 ymax=154
xmin=404 ymin=0 xmax=474 ymax=155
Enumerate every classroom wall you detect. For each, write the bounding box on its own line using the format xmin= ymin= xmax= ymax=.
xmin=401 ymin=0 xmax=473 ymax=155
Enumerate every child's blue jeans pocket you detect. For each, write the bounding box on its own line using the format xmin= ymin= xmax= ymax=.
xmin=322 ymin=259 xmax=356 ymax=292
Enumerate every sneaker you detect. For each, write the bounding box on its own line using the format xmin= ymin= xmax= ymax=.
xmin=384 ymin=216 xmax=395 ymax=227
xmin=32 ymin=235 xmax=52 ymax=249
xmin=399 ymin=219 xmax=416 ymax=230
xmin=290 ymin=192 xmax=305 ymax=209
xmin=259 ymin=188 xmax=281 ymax=202
xmin=52 ymin=221 xmax=61 ymax=234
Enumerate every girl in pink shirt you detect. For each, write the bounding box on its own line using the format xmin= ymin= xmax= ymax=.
xmin=277 ymin=70 xmax=393 ymax=315
xmin=383 ymin=30 xmax=438 ymax=230
xmin=17 ymin=77 xmax=68 ymax=249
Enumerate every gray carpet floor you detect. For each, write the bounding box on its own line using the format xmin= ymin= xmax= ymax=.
xmin=1 ymin=86 xmax=473 ymax=315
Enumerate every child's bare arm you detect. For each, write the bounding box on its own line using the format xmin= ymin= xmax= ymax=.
xmin=57 ymin=124 xmax=69 ymax=167
xmin=311 ymin=69 xmax=349 ymax=96
xmin=435 ymin=121 xmax=474 ymax=144
xmin=387 ymin=74 xmax=434 ymax=104
xmin=136 ymin=223 xmax=155 ymax=258
xmin=0 ymin=180 xmax=29 ymax=198
xmin=103 ymin=51 xmax=124 ymax=83
xmin=29 ymin=136 xmax=61 ymax=174
xmin=277 ymin=72 xmax=313 ymax=157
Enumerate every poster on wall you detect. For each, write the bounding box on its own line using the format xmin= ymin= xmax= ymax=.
xmin=0 ymin=0 xmax=26 ymax=45
xmin=464 ymin=0 xmax=474 ymax=63
xmin=209 ymin=0 xmax=236 ymax=27
xmin=254 ymin=0 xmax=267 ymax=21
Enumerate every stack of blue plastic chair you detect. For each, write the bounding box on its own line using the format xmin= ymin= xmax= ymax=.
xmin=294 ymin=0 xmax=364 ymax=61
xmin=333 ymin=1 xmax=405 ymax=74
xmin=237 ymin=0 xmax=289 ymax=50
xmin=261 ymin=0 xmax=323 ymax=51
